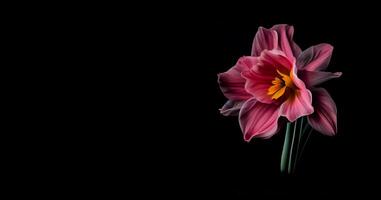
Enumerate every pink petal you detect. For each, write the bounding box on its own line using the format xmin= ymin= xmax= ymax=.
xmin=271 ymin=24 xmax=302 ymax=59
xmin=217 ymin=57 xmax=256 ymax=101
xmin=280 ymin=87 xmax=314 ymax=122
xmin=239 ymin=98 xmax=281 ymax=141
xmin=289 ymin=64 xmax=305 ymax=89
xmin=257 ymin=49 xmax=294 ymax=71
xmin=279 ymin=64 xmax=314 ymax=122
xmin=307 ymin=88 xmax=337 ymax=136
xmin=242 ymin=50 xmax=294 ymax=104
xmin=219 ymin=100 xmax=245 ymax=116
xmin=251 ymin=27 xmax=278 ymax=56
xmin=299 ymin=70 xmax=342 ymax=88
xmin=296 ymin=43 xmax=333 ymax=71
xmin=242 ymin=69 xmax=274 ymax=104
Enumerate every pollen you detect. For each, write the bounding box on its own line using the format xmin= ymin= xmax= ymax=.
xmin=267 ymin=70 xmax=294 ymax=100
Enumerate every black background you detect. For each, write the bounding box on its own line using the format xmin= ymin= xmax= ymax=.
xmin=35 ymin=3 xmax=381 ymax=198
xmin=118 ymin=4 xmax=381 ymax=198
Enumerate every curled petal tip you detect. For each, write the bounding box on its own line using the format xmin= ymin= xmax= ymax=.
xmin=334 ymin=72 xmax=342 ymax=77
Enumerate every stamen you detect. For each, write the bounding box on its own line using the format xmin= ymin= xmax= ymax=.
xmin=277 ymin=70 xmax=293 ymax=88
xmin=272 ymin=86 xmax=286 ymax=99
xmin=267 ymin=69 xmax=295 ymax=100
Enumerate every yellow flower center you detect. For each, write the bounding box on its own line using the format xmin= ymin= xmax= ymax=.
xmin=267 ymin=70 xmax=294 ymax=100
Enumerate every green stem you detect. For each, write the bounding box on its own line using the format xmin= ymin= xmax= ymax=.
xmin=288 ymin=119 xmax=298 ymax=174
xmin=297 ymin=126 xmax=313 ymax=163
xmin=293 ymin=117 xmax=305 ymax=173
xmin=298 ymin=117 xmax=305 ymax=148
xmin=280 ymin=122 xmax=292 ymax=173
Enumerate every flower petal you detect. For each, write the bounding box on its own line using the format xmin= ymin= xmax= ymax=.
xmin=219 ymin=100 xmax=245 ymax=116
xmin=242 ymin=50 xmax=294 ymax=104
xmin=241 ymin=69 xmax=274 ymax=104
xmin=257 ymin=49 xmax=294 ymax=71
xmin=239 ymin=98 xmax=281 ymax=141
xmin=251 ymin=27 xmax=278 ymax=56
xmin=307 ymin=88 xmax=337 ymax=136
xmin=217 ymin=57 xmax=256 ymax=101
xmin=296 ymin=44 xmax=333 ymax=71
xmin=299 ymin=70 xmax=342 ymax=88
xmin=271 ymin=24 xmax=302 ymax=59
xmin=280 ymin=87 xmax=314 ymax=122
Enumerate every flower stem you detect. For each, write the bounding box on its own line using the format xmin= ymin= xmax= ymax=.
xmin=288 ymin=119 xmax=298 ymax=174
xmin=293 ymin=117 xmax=305 ymax=173
xmin=297 ymin=127 xmax=313 ymax=163
xmin=280 ymin=122 xmax=292 ymax=173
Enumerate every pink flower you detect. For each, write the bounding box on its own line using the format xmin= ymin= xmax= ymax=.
xmin=218 ymin=24 xmax=341 ymax=141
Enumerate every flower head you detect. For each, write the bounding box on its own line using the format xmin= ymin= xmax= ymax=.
xmin=218 ymin=24 xmax=341 ymax=141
